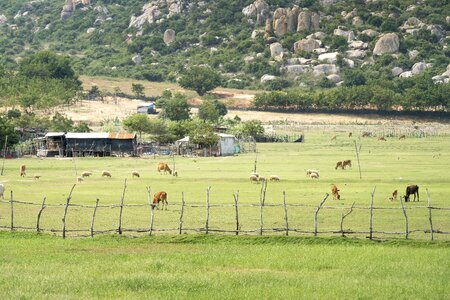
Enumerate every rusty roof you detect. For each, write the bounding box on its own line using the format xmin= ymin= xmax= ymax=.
xmin=108 ymin=132 xmax=136 ymax=139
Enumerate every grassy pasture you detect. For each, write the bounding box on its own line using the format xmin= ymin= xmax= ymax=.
xmin=1 ymin=132 xmax=450 ymax=240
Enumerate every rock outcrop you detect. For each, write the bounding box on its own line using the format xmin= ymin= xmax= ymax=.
xmin=297 ymin=10 xmax=320 ymax=32
xmin=242 ymin=0 xmax=270 ymax=25
xmin=0 ymin=15 xmax=7 ymax=25
xmin=313 ymin=64 xmax=338 ymax=76
xmin=373 ymin=33 xmax=399 ymax=55
xmin=129 ymin=1 xmax=186 ymax=29
xmin=261 ymin=74 xmax=277 ymax=83
xmin=163 ymin=29 xmax=176 ymax=45
xmin=270 ymin=42 xmax=284 ymax=61
xmin=318 ymin=52 xmax=338 ymax=63
xmin=294 ymin=38 xmax=320 ymax=52
xmin=411 ymin=62 xmax=427 ymax=75
xmin=61 ymin=0 xmax=74 ymax=21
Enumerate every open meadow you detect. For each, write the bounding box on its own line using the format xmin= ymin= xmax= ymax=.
xmin=1 ymin=130 xmax=450 ymax=240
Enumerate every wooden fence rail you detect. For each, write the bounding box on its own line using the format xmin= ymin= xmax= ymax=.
xmin=0 ymin=187 xmax=449 ymax=240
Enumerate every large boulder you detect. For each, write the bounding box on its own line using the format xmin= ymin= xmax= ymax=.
xmin=346 ymin=49 xmax=366 ymax=59
xmin=313 ymin=64 xmax=338 ymax=76
xmin=294 ymin=38 xmax=320 ymax=52
xmin=287 ymin=6 xmax=300 ymax=32
xmin=391 ymin=67 xmax=403 ymax=77
xmin=129 ymin=4 xmax=161 ymax=29
xmin=61 ymin=0 xmax=74 ymax=20
xmin=282 ymin=65 xmax=311 ymax=76
xmin=132 ymin=54 xmax=142 ymax=65
xmin=297 ymin=10 xmax=320 ymax=32
xmin=352 ymin=16 xmax=363 ymax=26
xmin=442 ymin=64 xmax=450 ymax=77
xmin=361 ymin=29 xmax=379 ymax=38
xmin=334 ymin=28 xmax=355 ymax=42
xmin=163 ymin=29 xmax=176 ymax=45
xmin=273 ymin=8 xmax=288 ymax=37
xmin=399 ymin=71 xmax=413 ymax=78
xmin=411 ymin=62 xmax=427 ymax=75
xmin=327 ymin=74 xmax=341 ymax=83
xmin=261 ymin=74 xmax=277 ymax=83
xmin=373 ymin=33 xmax=399 ymax=55
xmin=270 ymin=42 xmax=284 ymax=61
xmin=348 ymin=40 xmax=368 ymax=49
xmin=242 ymin=0 xmax=269 ymax=25
xmin=0 ymin=15 xmax=7 ymax=25
xmin=318 ymin=52 xmax=338 ymax=63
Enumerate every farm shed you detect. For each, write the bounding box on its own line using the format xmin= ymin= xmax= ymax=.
xmin=108 ymin=132 xmax=137 ymax=156
xmin=175 ymin=134 xmax=238 ymax=156
xmin=217 ymin=133 xmax=239 ymax=156
xmin=41 ymin=132 xmax=65 ymax=157
xmin=64 ymin=132 xmax=137 ymax=157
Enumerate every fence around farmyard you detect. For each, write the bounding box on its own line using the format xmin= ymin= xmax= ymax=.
xmin=0 ymin=181 xmax=448 ymax=241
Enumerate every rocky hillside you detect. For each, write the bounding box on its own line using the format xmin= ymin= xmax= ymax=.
xmin=0 ymin=0 xmax=449 ymax=89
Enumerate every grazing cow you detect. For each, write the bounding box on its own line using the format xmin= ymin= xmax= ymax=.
xmin=399 ymin=135 xmax=406 ymax=140
xmin=0 ymin=183 xmax=4 ymax=200
xmin=335 ymin=161 xmax=343 ymax=170
xmin=132 ymin=171 xmax=140 ymax=178
xmin=153 ymin=191 xmax=168 ymax=210
xmin=20 ymin=164 xmax=26 ymax=177
xmin=342 ymin=160 xmax=352 ymax=169
xmin=102 ymin=170 xmax=112 ymax=178
xmin=378 ymin=136 xmax=387 ymax=141
xmin=348 ymin=132 xmax=352 ymax=138
xmin=330 ymin=135 xmax=337 ymax=141
xmin=389 ymin=190 xmax=398 ymax=201
xmin=157 ymin=162 xmax=172 ymax=175
xmin=81 ymin=171 xmax=92 ymax=178
xmin=331 ymin=184 xmax=340 ymax=200
xmin=404 ymin=185 xmax=419 ymax=202
xmin=77 ymin=176 xmax=83 ymax=183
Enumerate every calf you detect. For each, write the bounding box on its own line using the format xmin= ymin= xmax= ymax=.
xmin=20 ymin=164 xmax=26 ymax=177
xmin=404 ymin=185 xmax=419 ymax=202
xmin=389 ymin=190 xmax=398 ymax=201
xmin=335 ymin=161 xmax=343 ymax=170
xmin=331 ymin=184 xmax=340 ymax=200
xmin=157 ymin=162 xmax=172 ymax=175
xmin=153 ymin=191 xmax=168 ymax=210
xmin=342 ymin=160 xmax=352 ymax=169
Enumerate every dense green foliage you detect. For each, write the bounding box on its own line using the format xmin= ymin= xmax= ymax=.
xmin=178 ymin=66 xmax=222 ymax=96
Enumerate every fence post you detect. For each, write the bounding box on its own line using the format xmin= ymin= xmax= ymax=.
xmin=10 ymin=191 xmax=14 ymax=231
xmin=146 ymin=187 xmax=155 ymax=236
xmin=340 ymin=202 xmax=355 ymax=237
xmin=90 ymin=198 xmax=100 ymax=238
xmin=62 ymin=184 xmax=76 ymax=239
xmin=117 ymin=179 xmax=127 ymax=235
xmin=36 ymin=197 xmax=47 ymax=233
xmin=205 ymin=186 xmax=211 ymax=234
xmin=400 ymin=196 xmax=408 ymax=240
xmin=1 ymin=135 xmax=7 ymax=176
xmin=314 ymin=194 xmax=329 ymax=236
xmin=179 ymin=192 xmax=185 ymax=235
xmin=426 ymin=188 xmax=434 ymax=241
xmin=234 ymin=191 xmax=239 ymax=236
xmin=354 ymin=140 xmax=362 ymax=179
xmin=369 ymin=186 xmax=376 ymax=240
xmin=259 ymin=192 xmax=263 ymax=236
xmin=283 ymin=191 xmax=289 ymax=236
xmin=260 ymin=179 xmax=267 ymax=206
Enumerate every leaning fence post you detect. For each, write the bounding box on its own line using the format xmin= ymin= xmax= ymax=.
xmin=36 ymin=197 xmax=47 ymax=232
xmin=340 ymin=202 xmax=355 ymax=237
xmin=117 ymin=179 xmax=127 ymax=235
xmin=260 ymin=179 xmax=267 ymax=206
xmin=283 ymin=191 xmax=289 ymax=236
xmin=314 ymin=194 xmax=329 ymax=236
xmin=205 ymin=186 xmax=211 ymax=234
xmin=146 ymin=187 xmax=155 ymax=236
xmin=400 ymin=196 xmax=409 ymax=239
xmin=354 ymin=140 xmax=362 ymax=179
xmin=259 ymin=191 xmax=264 ymax=235
xmin=62 ymin=184 xmax=76 ymax=239
xmin=426 ymin=188 xmax=434 ymax=241
xmin=179 ymin=192 xmax=185 ymax=235
xmin=10 ymin=191 xmax=14 ymax=231
xmin=90 ymin=198 xmax=100 ymax=238
xmin=369 ymin=186 xmax=376 ymax=240
xmin=234 ymin=191 xmax=239 ymax=236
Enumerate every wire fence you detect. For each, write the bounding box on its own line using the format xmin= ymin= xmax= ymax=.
xmin=0 ymin=183 xmax=448 ymax=240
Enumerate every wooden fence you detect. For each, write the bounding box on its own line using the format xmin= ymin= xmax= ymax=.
xmin=0 ymin=184 xmax=449 ymax=240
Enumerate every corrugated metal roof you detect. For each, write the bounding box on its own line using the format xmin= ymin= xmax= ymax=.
xmin=65 ymin=133 xmax=109 ymax=139
xmin=45 ymin=132 xmax=65 ymax=137
xmin=216 ymin=133 xmax=236 ymax=138
xmin=108 ymin=132 xmax=136 ymax=139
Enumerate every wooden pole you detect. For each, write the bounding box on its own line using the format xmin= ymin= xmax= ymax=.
xmin=205 ymin=186 xmax=211 ymax=234
xmin=253 ymin=153 xmax=258 ymax=173
xmin=179 ymin=192 xmax=185 ymax=235
xmin=340 ymin=202 xmax=355 ymax=237
xmin=146 ymin=187 xmax=155 ymax=236
xmin=234 ymin=191 xmax=239 ymax=235
xmin=314 ymin=194 xmax=329 ymax=236
xmin=259 ymin=191 xmax=263 ymax=236
xmin=369 ymin=186 xmax=376 ymax=240
xmin=36 ymin=197 xmax=47 ymax=232
xmin=10 ymin=190 xmax=14 ymax=231
xmin=62 ymin=184 xmax=76 ymax=239
xmin=117 ymin=179 xmax=127 ymax=235
xmin=426 ymin=188 xmax=434 ymax=241
xmin=1 ymin=135 xmax=7 ymax=176
xmin=259 ymin=179 xmax=267 ymax=206
xmin=400 ymin=196 xmax=409 ymax=240
xmin=283 ymin=191 xmax=289 ymax=236
xmin=354 ymin=140 xmax=362 ymax=179
xmin=90 ymin=198 xmax=100 ymax=238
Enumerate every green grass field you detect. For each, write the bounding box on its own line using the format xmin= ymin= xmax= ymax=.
xmin=1 ymin=131 xmax=450 ymax=298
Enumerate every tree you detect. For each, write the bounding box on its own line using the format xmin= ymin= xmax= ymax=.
xmin=131 ymin=83 xmax=145 ymax=98
xmin=49 ymin=112 xmax=74 ymax=132
xmin=18 ymin=51 xmax=78 ymax=81
xmin=198 ymin=100 xmax=220 ymax=122
xmin=157 ymin=93 xmax=191 ymax=121
xmin=178 ymin=66 xmax=222 ymax=96
xmin=122 ymin=114 xmax=152 ymax=140
xmin=73 ymin=121 xmax=92 ymax=132
xmin=189 ymin=119 xmax=219 ymax=147
xmin=0 ymin=115 xmax=19 ymax=148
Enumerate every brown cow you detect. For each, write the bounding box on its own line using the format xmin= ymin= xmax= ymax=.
xmin=157 ymin=163 xmax=172 ymax=175
xmin=399 ymin=135 xmax=406 ymax=140
xmin=342 ymin=160 xmax=352 ymax=169
xmin=335 ymin=161 xmax=343 ymax=170
xmin=348 ymin=132 xmax=353 ymax=138
xmin=20 ymin=164 xmax=26 ymax=177
xmin=153 ymin=191 xmax=168 ymax=210
xmin=404 ymin=185 xmax=419 ymax=202
xmin=331 ymin=184 xmax=340 ymax=200
xmin=389 ymin=190 xmax=398 ymax=201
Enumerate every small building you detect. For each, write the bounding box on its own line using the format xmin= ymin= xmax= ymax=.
xmin=175 ymin=133 xmax=238 ymax=157
xmin=137 ymin=103 xmax=156 ymax=114
xmin=41 ymin=132 xmax=66 ymax=157
xmin=64 ymin=132 xmax=137 ymax=157
xmin=217 ymin=133 xmax=239 ymax=156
